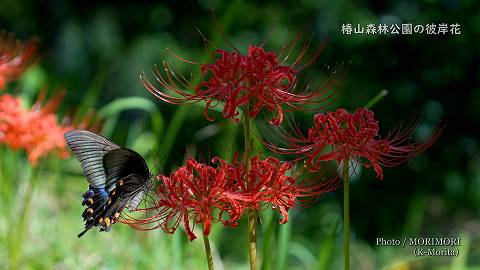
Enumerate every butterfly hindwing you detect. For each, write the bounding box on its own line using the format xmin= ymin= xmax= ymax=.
xmin=113 ymin=174 xmax=150 ymax=211
xmin=126 ymin=189 xmax=145 ymax=211
xmin=78 ymin=186 xmax=110 ymax=237
xmin=78 ymin=174 xmax=150 ymax=237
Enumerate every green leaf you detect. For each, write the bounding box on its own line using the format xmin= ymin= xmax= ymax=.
xmin=97 ymin=96 xmax=164 ymax=139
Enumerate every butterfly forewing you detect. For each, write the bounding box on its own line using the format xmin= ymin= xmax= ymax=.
xmin=64 ymin=130 xmax=120 ymax=188
xmin=102 ymin=149 xmax=150 ymax=189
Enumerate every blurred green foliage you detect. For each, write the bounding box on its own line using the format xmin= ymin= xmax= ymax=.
xmin=0 ymin=0 xmax=479 ymax=269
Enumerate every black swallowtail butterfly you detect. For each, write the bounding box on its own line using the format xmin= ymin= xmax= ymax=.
xmin=64 ymin=130 xmax=152 ymax=237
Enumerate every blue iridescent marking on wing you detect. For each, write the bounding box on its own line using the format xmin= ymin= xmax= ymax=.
xmin=98 ymin=188 xmax=109 ymax=200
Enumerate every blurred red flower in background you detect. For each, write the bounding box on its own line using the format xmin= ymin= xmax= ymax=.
xmin=0 ymin=31 xmax=101 ymax=166
xmin=0 ymin=32 xmax=38 ymax=90
xmin=0 ymin=91 xmax=99 ymax=166
xmin=0 ymin=92 xmax=69 ymax=165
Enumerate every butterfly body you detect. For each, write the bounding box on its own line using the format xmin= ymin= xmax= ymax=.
xmin=64 ymin=130 xmax=151 ymax=237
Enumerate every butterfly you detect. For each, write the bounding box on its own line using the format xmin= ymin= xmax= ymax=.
xmin=64 ymin=130 xmax=152 ymax=237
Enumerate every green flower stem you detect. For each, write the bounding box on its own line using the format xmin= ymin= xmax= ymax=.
xmin=203 ymin=233 xmax=215 ymax=270
xmin=260 ymin=210 xmax=275 ymax=270
xmin=243 ymin=105 xmax=256 ymax=270
xmin=364 ymin=89 xmax=388 ymax=109
xmin=10 ymin=165 xmax=35 ymax=270
xmin=247 ymin=209 xmax=257 ymax=270
xmin=277 ymin=213 xmax=292 ymax=270
xmin=340 ymin=89 xmax=387 ymax=270
xmin=343 ymin=161 xmax=350 ymax=270
xmin=243 ymin=106 xmax=252 ymax=173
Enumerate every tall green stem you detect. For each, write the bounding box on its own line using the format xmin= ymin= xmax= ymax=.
xmin=277 ymin=213 xmax=292 ymax=270
xmin=243 ymin=105 xmax=256 ymax=270
xmin=10 ymin=166 xmax=35 ymax=270
xmin=247 ymin=209 xmax=257 ymax=270
xmin=243 ymin=106 xmax=252 ymax=173
xmin=203 ymin=233 xmax=215 ymax=270
xmin=342 ymin=161 xmax=350 ymax=270
xmin=341 ymin=89 xmax=389 ymax=270
xmin=364 ymin=89 xmax=388 ymax=109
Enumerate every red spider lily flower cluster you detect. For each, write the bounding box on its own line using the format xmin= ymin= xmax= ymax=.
xmin=142 ymin=41 xmax=342 ymax=125
xmin=0 ymin=91 xmax=98 ymax=166
xmin=262 ymin=108 xmax=443 ymax=180
xmin=0 ymin=31 xmax=99 ymax=166
xmin=125 ymin=157 xmax=242 ymax=241
xmin=0 ymin=32 xmax=38 ymax=90
xmin=122 ymin=156 xmax=338 ymax=240
xmin=226 ymin=156 xmax=339 ymax=223
xmin=0 ymin=92 xmax=70 ymax=165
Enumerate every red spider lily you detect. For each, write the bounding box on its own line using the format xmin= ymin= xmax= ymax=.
xmin=226 ymin=156 xmax=340 ymax=223
xmin=0 ymin=32 xmax=38 ymax=90
xmin=123 ymin=155 xmax=340 ymax=238
xmin=0 ymin=91 xmax=98 ymax=165
xmin=123 ymin=157 xmax=244 ymax=241
xmin=262 ymin=108 xmax=443 ymax=180
xmin=142 ymin=36 xmax=344 ymax=125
